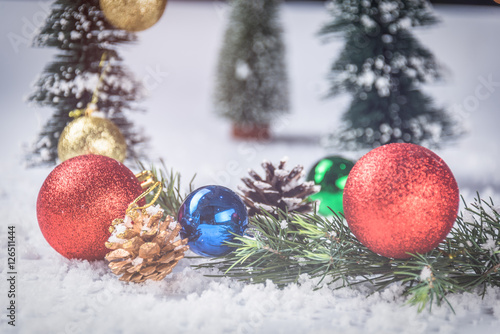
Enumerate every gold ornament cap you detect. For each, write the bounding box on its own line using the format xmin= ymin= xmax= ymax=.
xmin=58 ymin=115 xmax=127 ymax=163
xmin=100 ymin=0 xmax=168 ymax=32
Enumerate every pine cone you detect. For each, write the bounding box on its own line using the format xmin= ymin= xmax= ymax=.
xmin=239 ymin=157 xmax=320 ymax=218
xmin=105 ymin=204 xmax=189 ymax=283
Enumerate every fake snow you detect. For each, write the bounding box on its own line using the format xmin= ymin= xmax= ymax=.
xmin=235 ymin=60 xmax=250 ymax=80
xmin=168 ymin=220 xmax=178 ymax=230
xmin=419 ymin=266 xmax=432 ymax=282
xmin=70 ymin=30 xmax=82 ymax=40
xmin=123 ymin=215 xmax=133 ymax=227
xmin=360 ymin=14 xmax=377 ymax=29
xmin=131 ymin=257 xmax=143 ymax=266
xmin=256 ymin=203 xmax=275 ymax=212
xmin=274 ymin=169 xmax=289 ymax=178
xmin=281 ymin=178 xmax=300 ymax=192
xmin=375 ymin=76 xmax=390 ymax=97
xmin=481 ymin=236 xmax=499 ymax=256
xmin=282 ymin=197 xmax=303 ymax=210
xmin=145 ymin=204 xmax=163 ymax=217
xmin=108 ymin=226 xmax=126 ymax=244
xmin=279 ymin=220 xmax=288 ymax=229
xmin=328 ymin=230 xmax=337 ymax=238
xmin=254 ymin=181 xmax=272 ymax=190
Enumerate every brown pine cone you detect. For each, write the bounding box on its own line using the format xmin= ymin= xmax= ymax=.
xmin=238 ymin=157 xmax=320 ymax=218
xmin=105 ymin=204 xmax=189 ymax=283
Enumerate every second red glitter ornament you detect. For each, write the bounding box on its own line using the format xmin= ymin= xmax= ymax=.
xmin=343 ymin=143 xmax=460 ymax=259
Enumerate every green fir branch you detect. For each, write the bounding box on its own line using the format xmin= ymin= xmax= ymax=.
xmin=196 ymin=195 xmax=500 ymax=312
xmin=136 ymin=160 xmax=195 ymax=217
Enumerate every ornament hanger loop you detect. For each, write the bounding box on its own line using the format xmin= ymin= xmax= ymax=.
xmin=126 ymin=178 xmax=163 ymax=214
xmin=68 ymin=52 xmax=110 ymax=119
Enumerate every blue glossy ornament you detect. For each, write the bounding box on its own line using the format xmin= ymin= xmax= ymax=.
xmin=178 ymin=185 xmax=248 ymax=257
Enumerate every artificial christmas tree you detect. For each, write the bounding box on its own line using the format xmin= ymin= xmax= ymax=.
xmin=320 ymin=0 xmax=460 ymax=149
xmin=214 ymin=0 xmax=289 ymax=140
xmin=26 ymin=0 xmax=147 ymax=166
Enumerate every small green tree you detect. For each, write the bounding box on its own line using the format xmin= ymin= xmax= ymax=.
xmin=214 ymin=0 xmax=289 ymax=138
xmin=320 ymin=0 xmax=460 ymax=149
xmin=26 ymin=0 xmax=147 ymax=166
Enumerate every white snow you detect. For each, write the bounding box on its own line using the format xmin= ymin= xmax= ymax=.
xmin=140 ymin=224 xmax=150 ymax=234
xmin=375 ymin=76 xmax=390 ymax=97
xmin=419 ymin=266 xmax=433 ymax=282
xmin=131 ymin=257 xmax=143 ymax=266
xmin=357 ymin=69 xmax=376 ymax=87
xmin=107 ymin=222 xmax=127 ymax=245
xmin=0 ymin=1 xmax=500 ymax=333
xmin=328 ymin=230 xmax=337 ymax=239
xmin=168 ymin=220 xmax=177 ymax=230
xmin=480 ymin=236 xmax=499 ymax=256
xmin=360 ymin=14 xmax=377 ymax=29
xmin=235 ymin=59 xmax=250 ymax=80
xmin=123 ymin=216 xmax=133 ymax=229
xmin=256 ymin=203 xmax=274 ymax=212
xmin=145 ymin=204 xmax=163 ymax=217
xmin=282 ymin=197 xmax=303 ymax=210
xmin=70 ymin=30 xmax=81 ymax=40
xmin=274 ymin=169 xmax=289 ymax=178
xmin=254 ymin=181 xmax=272 ymax=190
xmin=281 ymin=177 xmax=300 ymax=192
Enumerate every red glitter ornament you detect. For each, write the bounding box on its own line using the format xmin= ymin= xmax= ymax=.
xmin=37 ymin=155 xmax=144 ymax=260
xmin=343 ymin=143 xmax=459 ymax=259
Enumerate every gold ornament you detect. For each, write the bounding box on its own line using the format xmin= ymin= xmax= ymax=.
xmin=105 ymin=203 xmax=189 ymax=283
xmin=58 ymin=115 xmax=127 ymax=163
xmin=99 ymin=0 xmax=168 ymax=32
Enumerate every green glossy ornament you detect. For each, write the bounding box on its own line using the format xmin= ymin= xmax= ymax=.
xmin=307 ymin=156 xmax=354 ymax=216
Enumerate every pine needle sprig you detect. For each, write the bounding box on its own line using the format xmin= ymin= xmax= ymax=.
xmin=196 ymin=195 xmax=500 ymax=312
xmin=131 ymin=162 xmax=499 ymax=312
xmin=394 ymin=254 xmax=458 ymax=312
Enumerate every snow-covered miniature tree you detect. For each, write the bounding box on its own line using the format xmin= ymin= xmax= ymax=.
xmin=26 ymin=0 xmax=147 ymax=166
xmin=214 ymin=0 xmax=289 ymax=139
xmin=320 ymin=0 xmax=460 ymax=149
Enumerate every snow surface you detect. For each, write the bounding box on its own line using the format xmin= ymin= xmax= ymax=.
xmin=1 ymin=1 xmax=500 ymax=333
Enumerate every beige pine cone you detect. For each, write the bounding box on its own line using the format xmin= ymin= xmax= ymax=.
xmin=105 ymin=204 xmax=189 ymax=283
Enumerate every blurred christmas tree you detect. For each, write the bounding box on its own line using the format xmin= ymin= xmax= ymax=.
xmin=214 ymin=0 xmax=289 ymax=140
xmin=26 ymin=0 xmax=147 ymax=166
xmin=320 ymin=0 xmax=460 ymax=150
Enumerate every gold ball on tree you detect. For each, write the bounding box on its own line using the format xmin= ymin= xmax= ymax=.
xmin=99 ymin=0 xmax=168 ymax=32
xmin=58 ymin=116 xmax=127 ymax=163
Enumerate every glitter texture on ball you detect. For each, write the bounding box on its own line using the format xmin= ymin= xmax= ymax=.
xmin=36 ymin=154 xmax=144 ymax=260
xmin=343 ymin=143 xmax=459 ymax=259
xmin=100 ymin=0 xmax=167 ymax=32
xmin=57 ymin=115 xmax=127 ymax=163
